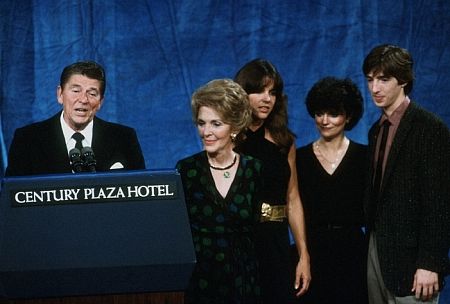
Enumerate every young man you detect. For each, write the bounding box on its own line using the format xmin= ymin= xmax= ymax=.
xmin=6 ymin=61 xmax=145 ymax=176
xmin=363 ymin=44 xmax=449 ymax=303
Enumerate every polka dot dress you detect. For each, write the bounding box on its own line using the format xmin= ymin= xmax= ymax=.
xmin=176 ymin=151 xmax=262 ymax=304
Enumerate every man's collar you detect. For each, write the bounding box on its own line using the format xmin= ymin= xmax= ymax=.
xmin=380 ymin=96 xmax=410 ymax=126
xmin=60 ymin=111 xmax=94 ymax=146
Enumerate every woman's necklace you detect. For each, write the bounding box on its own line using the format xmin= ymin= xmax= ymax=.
xmin=314 ymin=138 xmax=348 ymax=170
xmin=208 ymin=154 xmax=237 ymax=178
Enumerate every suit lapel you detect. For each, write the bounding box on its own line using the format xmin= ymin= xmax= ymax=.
xmin=91 ymin=117 xmax=110 ymax=170
xmin=40 ymin=113 xmax=72 ymax=172
xmin=367 ymin=121 xmax=380 ymax=184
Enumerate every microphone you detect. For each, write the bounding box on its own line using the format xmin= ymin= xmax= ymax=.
xmin=69 ymin=148 xmax=84 ymax=173
xmin=81 ymin=146 xmax=97 ymax=172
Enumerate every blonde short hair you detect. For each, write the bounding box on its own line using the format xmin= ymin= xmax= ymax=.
xmin=191 ymin=79 xmax=252 ymax=144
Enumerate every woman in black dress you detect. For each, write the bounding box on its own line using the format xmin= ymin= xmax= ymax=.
xmin=176 ymin=79 xmax=263 ymax=304
xmin=235 ymin=59 xmax=311 ymax=303
xmin=295 ymin=77 xmax=368 ymax=303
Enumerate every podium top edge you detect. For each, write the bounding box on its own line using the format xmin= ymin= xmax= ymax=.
xmin=1 ymin=168 xmax=180 ymax=183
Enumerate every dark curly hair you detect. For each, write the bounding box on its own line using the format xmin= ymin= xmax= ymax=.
xmin=305 ymin=77 xmax=364 ymax=130
xmin=234 ymin=58 xmax=294 ymax=152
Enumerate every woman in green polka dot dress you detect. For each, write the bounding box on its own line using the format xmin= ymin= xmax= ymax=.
xmin=176 ymin=79 xmax=263 ymax=304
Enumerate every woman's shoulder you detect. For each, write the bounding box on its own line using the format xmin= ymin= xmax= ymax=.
xmin=176 ymin=151 xmax=205 ymax=170
xmin=346 ymin=140 xmax=368 ymax=166
xmin=240 ymin=153 xmax=261 ymax=164
xmin=349 ymin=140 xmax=368 ymax=153
xmin=296 ymin=142 xmax=314 ymax=155
xmin=239 ymin=153 xmax=263 ymax=172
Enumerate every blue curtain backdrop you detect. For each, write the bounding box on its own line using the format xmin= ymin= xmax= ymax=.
xmin=1 ymin=0 xmax=449 ymax=300
xmin=1 ymin=0 xmax=450 ymax=171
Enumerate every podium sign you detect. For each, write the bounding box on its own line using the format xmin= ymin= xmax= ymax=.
xmin=0 ymin=170 xmax=195 ymax=299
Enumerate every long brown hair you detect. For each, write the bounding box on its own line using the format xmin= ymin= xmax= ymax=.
xmin=234 ymin=58 xmax=294 ymax=152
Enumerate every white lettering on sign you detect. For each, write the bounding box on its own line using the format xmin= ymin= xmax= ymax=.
xmin=127 ymin=185 xmax=174 ymax=198
xmin=14 ymin=189 xmax=81 ymax=204
xmin=83 ymin=186 xmax=127 ymax=200
xmin=12 ymin=183 xmax=176 ymax=206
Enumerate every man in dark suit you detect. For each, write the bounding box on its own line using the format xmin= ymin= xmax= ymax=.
xmin=5 ymin=61 xmax=145 ymax=176
xmin=363 ymin=44 xmax=449 ymax=303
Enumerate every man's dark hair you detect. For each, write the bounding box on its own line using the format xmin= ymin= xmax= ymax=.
xmin=60 ymin=61 xmax=106 ymax=96
xmin=362 ymin=44 xmax=414 ymax=94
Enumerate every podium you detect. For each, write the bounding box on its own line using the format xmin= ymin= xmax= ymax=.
xmin=0 ymin=170 xmax=195 ymax=302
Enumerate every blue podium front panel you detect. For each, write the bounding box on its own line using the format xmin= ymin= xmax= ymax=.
xmin=0 ymin=169 xmax=195 ymax=299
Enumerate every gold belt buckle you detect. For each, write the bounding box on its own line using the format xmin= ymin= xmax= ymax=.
xmin=260 ymin=202 xmax=286 ymax=222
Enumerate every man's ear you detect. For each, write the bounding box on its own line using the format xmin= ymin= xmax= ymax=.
xmin=97 ymin=96 xmax=105 ymax=110
xmin=57 ymin=86 xmax=63 ymax=105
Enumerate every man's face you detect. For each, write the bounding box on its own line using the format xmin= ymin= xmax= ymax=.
xmin=365 ymin=71 xmax=406 ymax=115
xmin=57 ymin=74 xmax=104 ymax=131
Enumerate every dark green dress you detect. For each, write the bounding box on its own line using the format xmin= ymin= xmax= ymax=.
xmin=176 ymin=151 xmax=263 ymax=304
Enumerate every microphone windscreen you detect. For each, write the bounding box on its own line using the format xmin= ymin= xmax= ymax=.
xmin=69 ymin=148 xmax=81 ymax=157
xmin=81 ymin=146 xmax=94 ymax=155
xmin=81 ymin=146 xmax=97 ymax=172
xmin=69 ymin=148 xmax=83 ymax=173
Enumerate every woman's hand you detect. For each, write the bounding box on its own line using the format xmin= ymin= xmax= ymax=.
xmin=294 ymin=252 xmax=311 ymax=297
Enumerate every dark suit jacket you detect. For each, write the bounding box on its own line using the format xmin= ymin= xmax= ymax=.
xmin=5 ymin=112 xmax=145 ymax=176
xmin=365 ymin=102 xmax=450 ymax=296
